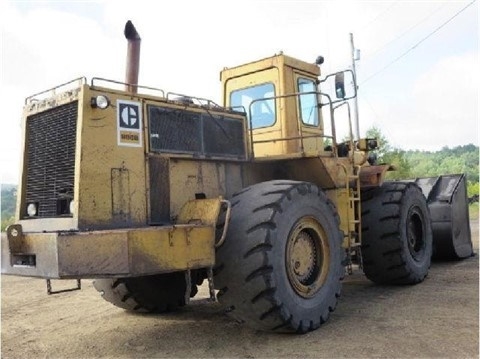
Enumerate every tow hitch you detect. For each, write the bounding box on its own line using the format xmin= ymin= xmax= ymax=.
xmin=46 ymin=279 xmax=82 ymax=295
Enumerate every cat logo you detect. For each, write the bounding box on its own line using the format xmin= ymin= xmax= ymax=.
xmin=117 ymin=100 xmax=142 ymax=147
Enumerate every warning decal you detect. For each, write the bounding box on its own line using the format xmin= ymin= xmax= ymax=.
xmin=117 ymin=100 xmax=142 ymax=147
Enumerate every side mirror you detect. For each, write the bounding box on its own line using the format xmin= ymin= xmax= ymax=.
xmin=335 ymin=72 xmax=346 ymax=99
xmin=318 ymin=69 xmax=357 ymax=105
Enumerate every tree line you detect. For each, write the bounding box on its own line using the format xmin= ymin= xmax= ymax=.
xmin=366 ymin=126 xmax=479 ymax=198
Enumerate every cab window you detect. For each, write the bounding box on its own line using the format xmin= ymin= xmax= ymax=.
xmin=298 ymin=78 xmax=319 ymax=126
xmin=230 ymin=83 xmax=275 ymax=129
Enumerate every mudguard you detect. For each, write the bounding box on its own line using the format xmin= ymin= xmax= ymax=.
xmin=414 ymin=174 xmax=474 ymax=260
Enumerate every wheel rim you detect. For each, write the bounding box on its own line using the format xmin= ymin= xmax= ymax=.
xmin=286 ymin=216 xmax=330 ymax=298
xmin=407 ymin=206 xmax=425 ymax=261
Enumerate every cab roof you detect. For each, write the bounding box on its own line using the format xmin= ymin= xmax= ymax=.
xmin=220 ymin=53 xmax=321 ymax=81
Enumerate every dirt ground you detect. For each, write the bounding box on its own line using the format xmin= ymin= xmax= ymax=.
xmin=1 ymin=220 xmax=478 ymax=359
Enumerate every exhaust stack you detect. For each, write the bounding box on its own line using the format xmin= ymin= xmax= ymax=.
xmin=124 ymin=20 xmax=141 ymax=93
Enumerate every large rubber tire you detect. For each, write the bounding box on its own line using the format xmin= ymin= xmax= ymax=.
xmin=93 ymin=272 xmax=193 ymax=313
xmin=361 ymin=182 xmax=433 ymax=284
xmin=214 ymin=180 xmax=344 ymax=333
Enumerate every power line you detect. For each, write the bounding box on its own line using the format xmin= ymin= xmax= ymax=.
xmin=365 ymin=3 xmax=447 ymax=60
xmin=359 ymin=2 xmax=398 ymax=32
xmin=360 ymin=0 xmax=477 ymax=85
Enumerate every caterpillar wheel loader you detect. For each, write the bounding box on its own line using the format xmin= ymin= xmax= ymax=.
xmin=2 ymin=21 xmax=473 ymax=333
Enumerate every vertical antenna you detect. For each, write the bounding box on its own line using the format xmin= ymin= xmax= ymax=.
xmin=350 ymin=33 xmax=360 ymax=140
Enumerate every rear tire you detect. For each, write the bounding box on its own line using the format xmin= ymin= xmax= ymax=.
xmin=93 ymin=272 xmax=194 ymax=313
xmin=361 ymin=182 xmax=432 ymax=284
xmin=214 ymin=180 xmax=344 ymax=333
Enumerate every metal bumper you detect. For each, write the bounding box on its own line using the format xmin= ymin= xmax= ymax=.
xmin=1 ymin=224 xmax=215 ymax=279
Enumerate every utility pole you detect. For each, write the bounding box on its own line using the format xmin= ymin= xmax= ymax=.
xmin=350 ymin=33 xmax=360 ymax=140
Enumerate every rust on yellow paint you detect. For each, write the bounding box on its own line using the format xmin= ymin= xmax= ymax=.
xmin=2 ymin=225 xmax=215 ymax=279
xmin=177 ymin=197 xmax=223 ymax=226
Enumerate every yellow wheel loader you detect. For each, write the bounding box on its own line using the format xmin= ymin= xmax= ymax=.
xmin=2 ymin=21 xmax=473 ymax=333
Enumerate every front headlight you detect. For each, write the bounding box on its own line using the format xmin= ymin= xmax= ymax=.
xmin=90 ymin=95 xmax=110 ymax=109
xmin=27 ymin=203 xmax=37 ymax=217
xmin=69 ymin=200 xmax=75 ymax=215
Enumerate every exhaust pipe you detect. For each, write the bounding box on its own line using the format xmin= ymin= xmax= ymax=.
xmin=124 ymin=20 xmax=141 ymax=93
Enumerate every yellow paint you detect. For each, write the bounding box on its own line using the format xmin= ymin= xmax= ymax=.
xmin=169 ymin=159 xmax=242 ymax=218
xmin=177 ymin=197 xmax=222 ymax=226
xmin=1 ymin=225 xmax=215 ymax=279
xmin=8 ymin=52 xmax=385 ymax=281
xmin=221 ymin=53 xmax=325 ymax=158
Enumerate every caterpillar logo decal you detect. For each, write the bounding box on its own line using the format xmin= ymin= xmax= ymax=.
xmin=117 ymin=100 xmax=142 ymax=147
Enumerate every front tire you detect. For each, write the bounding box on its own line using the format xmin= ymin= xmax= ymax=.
xmin=214 ymin=180 xmax=344 ymax=333
xmin=93 ymin=272 xmax=193 ymax=313
xmin=361 ymin=182 xmax=433 ymax=284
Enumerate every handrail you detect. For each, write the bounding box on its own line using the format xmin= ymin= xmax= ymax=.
xmin=333 ymin=100 xmax=354 ymax=159
xmin=26 ymin=77 xmax=86 ymax=104
xmin=247 ymin=91 xmax=337 ymax=158
xmin=252 ymin=133 xmax=331 ymax=144
xmin=91 ymin=77 xmax=165 ymax=97
xmin=166 ymin=91 xmax=221 ymax=109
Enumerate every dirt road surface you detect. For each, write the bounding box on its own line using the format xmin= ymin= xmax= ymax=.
xmin=2 ymin=220 xmax=478 ymax=359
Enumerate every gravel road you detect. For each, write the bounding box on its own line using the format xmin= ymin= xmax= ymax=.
xmin=1 ymin=220 xmax=478 ymax=358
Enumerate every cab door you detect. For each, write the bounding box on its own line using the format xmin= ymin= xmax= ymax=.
xmin=293 ymin=72 xmax=324 ymax=153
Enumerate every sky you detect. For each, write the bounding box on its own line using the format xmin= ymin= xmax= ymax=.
xmin=0 ymin=0 xmax=478 ymax=184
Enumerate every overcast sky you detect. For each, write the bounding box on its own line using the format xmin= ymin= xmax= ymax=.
xmin=0 ymin=0 xmax=478 ymax=184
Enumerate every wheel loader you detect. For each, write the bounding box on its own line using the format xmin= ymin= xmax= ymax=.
xmin=2 ymin=21 xmax=473 ymax=333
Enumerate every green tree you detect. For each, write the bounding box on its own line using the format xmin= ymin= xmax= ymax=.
xmin=365 ymin=126 xmax=411 ymax=179
xmin=1 ymin=185 xmax=17 ymax=231
xmin=365 ymin=126 xmax=391 ymax=163
xmin=384 ymin=149 xmax=411 ymax=180
xmin=405 ymin=144 xmax=479 ymax=184
xmin=467 ymin=181 xmax=479 ymax=198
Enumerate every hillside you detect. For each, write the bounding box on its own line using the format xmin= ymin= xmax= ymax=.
xmin=406 ymin=144 xmax=478 ymax=185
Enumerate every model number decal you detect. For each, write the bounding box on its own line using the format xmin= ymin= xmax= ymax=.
xmin=117 ymin=100 xmax=142 ymax=147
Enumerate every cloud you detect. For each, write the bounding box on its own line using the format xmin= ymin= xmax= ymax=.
xmin=0 ymin=0 xmax=477 ymax=184
xmin=418 ymin=52 xmax=478 ymax=146
xmin=0 ymin=2 xmax=120 ymax=183
xmin=362 ymin=52 xmax=479 ymax=151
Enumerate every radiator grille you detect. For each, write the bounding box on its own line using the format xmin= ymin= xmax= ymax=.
xmin=148 ymin=105 xmax=246 ymax=159
xmin=24 ymin=101 xmax=78 ymax=218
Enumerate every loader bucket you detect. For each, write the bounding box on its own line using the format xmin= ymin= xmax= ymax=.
xmin=414 ymin=174 xmax=474 ymax=260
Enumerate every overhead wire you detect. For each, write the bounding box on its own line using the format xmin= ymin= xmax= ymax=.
xmin=358 ymin=2 xmax=398 ymax=32
xmin=365 ymin=3 xmax=447 ymax=61
xmin=360 ymin=0 xmax=477 ymax=86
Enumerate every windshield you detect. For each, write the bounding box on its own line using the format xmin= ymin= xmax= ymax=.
xmin=230 ymin=83 xmax=276 ymax=129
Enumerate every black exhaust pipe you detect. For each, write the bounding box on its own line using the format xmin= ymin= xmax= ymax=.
xmin=124 ymin=20 xmax=141 ymax=93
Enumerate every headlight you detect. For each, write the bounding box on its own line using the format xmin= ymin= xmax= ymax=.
xmin=69 ymin=200 xmax=75 ymax=215
xmin=90 ymin=95 xmax=110 ymax=109
xmin=27 ymin=203 xmax=37 ymax=217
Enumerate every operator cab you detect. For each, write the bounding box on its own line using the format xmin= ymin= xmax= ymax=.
xmin=221 ymin=53 xmax=325 ymax=158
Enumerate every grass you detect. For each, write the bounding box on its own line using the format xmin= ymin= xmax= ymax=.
xmin=469 ymin=203 xmax=479 ymax=220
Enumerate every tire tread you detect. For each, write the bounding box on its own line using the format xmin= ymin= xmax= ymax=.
xmin=214 ymin=180 xmax=344 ymax=333
xmin=361 ymin=181 xmax=432 ymax=285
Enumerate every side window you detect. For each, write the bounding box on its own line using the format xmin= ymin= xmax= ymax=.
xmin=230 ymin=83 xmax=276 ymax=129
xmin=298 ymin=78 xmax=319 ymax=126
